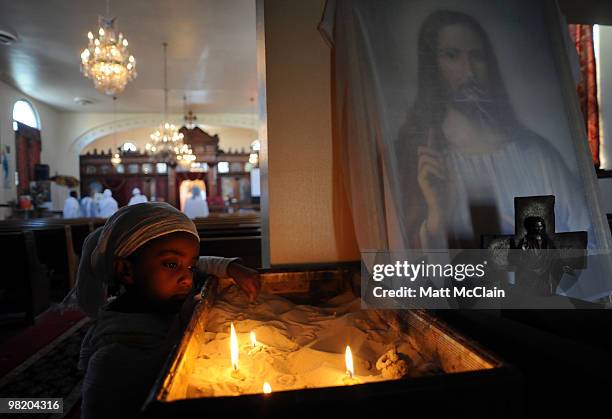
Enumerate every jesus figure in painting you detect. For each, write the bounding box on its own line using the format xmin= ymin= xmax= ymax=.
xmin=395 ymin=10 xmax=591 ymax=250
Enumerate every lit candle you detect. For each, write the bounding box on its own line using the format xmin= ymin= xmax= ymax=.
xmin=342 ymin=345 xmax=360 ymax=385
xmin=230 ymin=322 xmax=239 ymax=371
xmin=345 ymin=345 xmax=354 ymax=379
xmin=263 ymin=382 xmax=272 ymax=394
xmin=250 ymin=331 xmax=257 ymax=348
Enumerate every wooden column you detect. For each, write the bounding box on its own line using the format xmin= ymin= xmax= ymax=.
xmin=207 ymin=163 xmax=218 ymax=198
xmin=168 ymin=164 xmax=177 ymax=207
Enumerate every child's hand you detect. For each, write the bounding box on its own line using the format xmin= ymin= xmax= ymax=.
xmin=228 ymin=262 xmax=261 ymax=302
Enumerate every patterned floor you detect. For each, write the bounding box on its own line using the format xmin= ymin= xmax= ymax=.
xmin=0 ymin=318 xmax=90 ymax=419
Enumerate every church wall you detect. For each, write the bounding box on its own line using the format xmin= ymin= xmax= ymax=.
xmin=0 ymin=79 xmax=62 ymax=219
xmin=51 ymin=112 xmax=259 ymax=183
xmin=52 ymin=113 xmax=160 ymax=179
xmin=83 ymin=125 xmax=257 ymax=155
xmin=53 ymin=112 xmax=155 ymax=181
xmin=261 ymin=0 xmax=361 ymax=265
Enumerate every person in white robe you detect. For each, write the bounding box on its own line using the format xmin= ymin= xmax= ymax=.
xmin=127 ymin=187 xmax=148 ymax=206
xmin=182 ymin=186 xmax=209 ymax=219
xmin=63 ymin=191 xmax=81 ymax=219
xmin=92 ymin=191 xmax=103 ymax=214
xmin=80 ymin=195 xmax=97 ymax=217
xmin=97 ymin=189 xmax=118 ymax=218
xmin=65 ymin=202 xmax=260 ymax=419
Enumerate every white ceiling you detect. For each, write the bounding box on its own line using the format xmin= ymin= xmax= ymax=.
xmin=0 ymin=0 xmax=257 ymax=113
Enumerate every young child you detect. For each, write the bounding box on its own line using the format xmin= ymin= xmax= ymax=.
xmin=71 ymin=202 xmax=260 ymax=419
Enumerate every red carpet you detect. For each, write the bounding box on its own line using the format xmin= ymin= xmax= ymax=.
xmin=0 ymin=308 xmax=86 ymax=378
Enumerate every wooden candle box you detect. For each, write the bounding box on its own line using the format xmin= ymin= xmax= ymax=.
xmin=143 ymin=267 xmax=520 ymax=417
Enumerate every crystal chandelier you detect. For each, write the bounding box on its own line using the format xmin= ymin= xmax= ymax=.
xmin=145 ymin=43 xmax=195 ymax=167
xmin=176 ymin=142 xmax=196 ymax=166
xmin=145 ymin=122 xmax=190 ymax=162
xmin=80 ymin=1 xmax=136 ymax=96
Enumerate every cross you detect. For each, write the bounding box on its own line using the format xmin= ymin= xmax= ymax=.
xmin=184 ymin=110 xmax=198 ymax=129
xmin=482 ymin=195 xmax=587 ymax=296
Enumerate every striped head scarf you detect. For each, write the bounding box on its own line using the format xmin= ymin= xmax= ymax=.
xmin=73 ymin=202 xmax=199 ymax=317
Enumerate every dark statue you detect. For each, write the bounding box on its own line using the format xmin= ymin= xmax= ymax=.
xmin=513 ymin=216 xmax=565 ymax=296
xmin=483 ymin=195 xmax=587 ymax=298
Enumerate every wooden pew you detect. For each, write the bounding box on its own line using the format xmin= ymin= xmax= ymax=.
xmin=193 ymin=214 xmax=261 ymax=238
xmin=0 ymin=230 xmax=48 ymax=322
xmin=199 ymin=236 xmax=262 ymax=268
xmin=194 ymin=214 xmax=262 ymax=268
xmin=0 ymin=217 xmax=103 ymax=323
xmin=0 ymin=213 xmax=263 ymax=302
xmin=0 ymin=220 xmax=89 ymax=296
xmin=0 ymin=217 xmax=105 ymax=257
xmin=193 ymin=213 xmax=260 ymax=226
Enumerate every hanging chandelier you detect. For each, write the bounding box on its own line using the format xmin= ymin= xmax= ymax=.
xmin=145 ymin=43 xmax=195 ymax=167
xmin=146 ymin=121 xmax=196 ymax=165
xmin=80 ymin=1 xmax=137 ymax=96
xmin=110 ymin=96 xmax=122 ymax=165
xmin=183 ymin=95 xmax=198 ymax=129
xmin=176 ymin=141 xmax=196 ymax=166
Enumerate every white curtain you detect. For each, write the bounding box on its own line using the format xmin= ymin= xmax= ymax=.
xmin=320 ymin=0 xmax=612 ymax=300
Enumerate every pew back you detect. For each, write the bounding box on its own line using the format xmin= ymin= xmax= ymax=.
xmin=0 ymin=230 xmax=48 ymax=322
xmin=194 ymin=214 xmax=262 ymax=267
xmin=0 ymin=213 xmax=263 ymax=302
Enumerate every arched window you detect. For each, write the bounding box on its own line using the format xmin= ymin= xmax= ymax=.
xmin=12 ymin=100 xmax=40 ymax=129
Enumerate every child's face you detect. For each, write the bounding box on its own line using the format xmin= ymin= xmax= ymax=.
xmin=119 ymin=232 xmax=200 ymax=302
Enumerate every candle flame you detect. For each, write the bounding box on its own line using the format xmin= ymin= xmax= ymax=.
xmin=250 ymin=331 xmax=257 ymax=347
xmin=230 ymin=322 xmax=239 ymax=371
xmin=345 ymin=345 xmax=354 ymax=378
xmin=263 ymin=382 xmax=272 ymax=394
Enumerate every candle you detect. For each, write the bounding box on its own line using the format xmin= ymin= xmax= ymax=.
xmin=263 ymin=382 xmax=272 ymax=394
xmin=345 ymin=345 xmax=354 ymax=379
xmin=230 ymin=322 xmax=239 ymax=371
xmin=250 ymin=331 xmax=257 ymax=348
xmin=342 ymin=345 xmax=359 ymax=385
xmin=229 ymin=322 xmax=245 ymax=380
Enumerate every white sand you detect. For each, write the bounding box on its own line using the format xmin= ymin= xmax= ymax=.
xmin=187 ymin=287 xmax=438 ymax=397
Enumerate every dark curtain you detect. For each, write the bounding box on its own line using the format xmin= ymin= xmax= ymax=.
xmin=15 ymin=122 xmax=41 ymax=196
xmin=569 ymin=24 xmax=600 ymax=168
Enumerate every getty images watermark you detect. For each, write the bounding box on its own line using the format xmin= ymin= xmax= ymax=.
xmin=370 ymin=259 xmax=502 ymax=299
xmin=360 ymin=249 xmax=612 ymax=309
